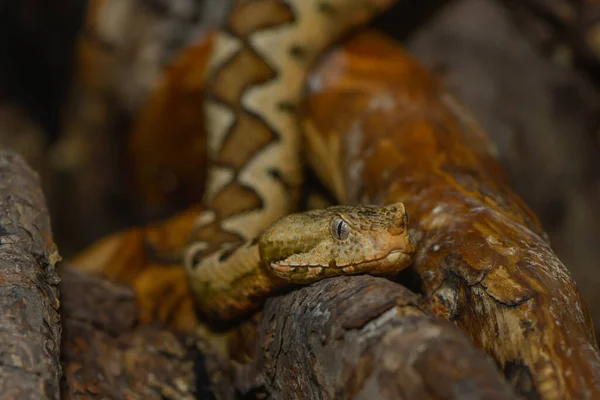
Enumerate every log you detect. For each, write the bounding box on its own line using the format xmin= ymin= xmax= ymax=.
xmin=0 ymin=149 xmax=198 ymax=398
xmin=0 ymin=150 xmax=62 ymax=398
xmin=302 ymin=30 xmax=600 ymax=398
xmin=58 ymin=264 xmax=198 ymax=399
xmin=208 ymin=276 xmax=517 ymax=399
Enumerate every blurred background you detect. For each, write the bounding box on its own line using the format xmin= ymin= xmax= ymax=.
xmin=1 ymin=0 xmax=599 ymax=335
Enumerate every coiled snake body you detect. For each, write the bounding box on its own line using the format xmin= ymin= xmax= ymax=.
xmin=184 ymin=0 xmax=415 ymax=321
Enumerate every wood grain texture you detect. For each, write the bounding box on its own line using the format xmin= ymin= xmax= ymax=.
xmin=0 ymin=150 xmax=62 ymax=398
xmin=303 ymin=30 xmax=600 ymax=399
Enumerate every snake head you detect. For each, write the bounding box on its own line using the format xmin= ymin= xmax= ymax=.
xmin=259 ymin=202 xmax=416 ymax=283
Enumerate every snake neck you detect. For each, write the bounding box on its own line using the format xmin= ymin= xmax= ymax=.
xmin=187 ymin=241 xmax=285 ymax=320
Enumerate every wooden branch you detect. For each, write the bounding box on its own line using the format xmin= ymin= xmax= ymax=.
xmin=59 ymin=264 xmax=198 ymax=399
xmin=302 ymin=30 xmax=600 ymax=398
xmin=0 ymin=149 xmax=198 ymax=398
xmin=0 ymin=150 xmax=62 ymax=398
xmin=206 ymin=276 xmax=516 ymax=399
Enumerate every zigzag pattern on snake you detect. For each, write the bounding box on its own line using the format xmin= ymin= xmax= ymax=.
xmin=183 ymin=0 xmax=414 ymax=321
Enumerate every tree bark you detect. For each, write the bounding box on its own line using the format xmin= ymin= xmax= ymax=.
xmin=302 ymin=30 xmax=600 ymax=398
xmin=0 ymin=150 xmax=62 ymax=398
xmin=209 ymin=276 xmax=517 ymax=399
xmin=58 ymin=264 xmax=198 ymax=399
xmin=0 ymin=149 xmax=198 ymax=399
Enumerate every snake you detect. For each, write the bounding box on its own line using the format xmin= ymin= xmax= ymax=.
xmin=183 ymin=0 xmax=416 ymax=321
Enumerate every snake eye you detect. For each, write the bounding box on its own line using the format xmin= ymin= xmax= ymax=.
xmin=331 ymin=217 xmax=350 ymax=241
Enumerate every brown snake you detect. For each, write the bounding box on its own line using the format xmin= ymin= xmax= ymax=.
xmin=184 ymin=0 xmax=415 ymax=321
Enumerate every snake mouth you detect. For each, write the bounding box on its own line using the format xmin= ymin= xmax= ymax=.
xmin=269 ymin=249 xmax=414 ymax=282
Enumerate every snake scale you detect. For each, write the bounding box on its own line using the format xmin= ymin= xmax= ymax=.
xmin=184 ymin=0 xmax=416 ymax=321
